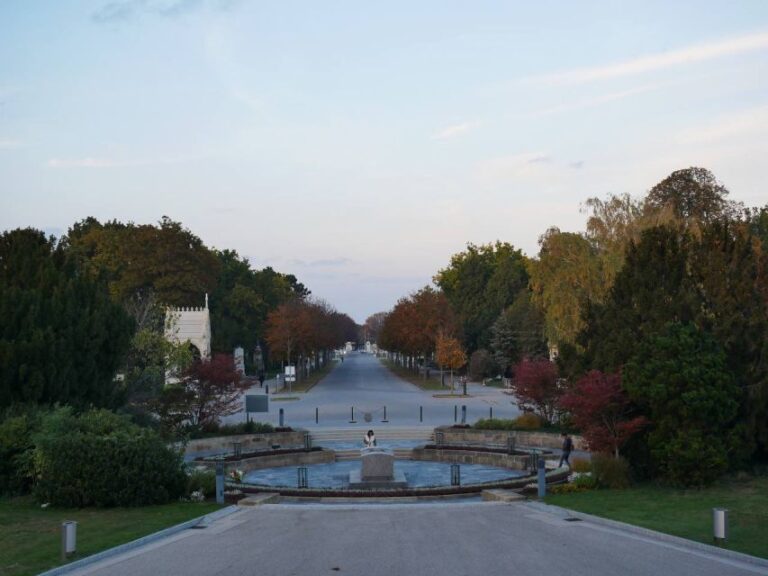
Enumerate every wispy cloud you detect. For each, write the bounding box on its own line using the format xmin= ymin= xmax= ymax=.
xmin=289 ymin=258 xmax=352 ymax=268
xmin=92 ymin=0 xmax=237 ymax=23
xmin=0 ymin=139 xmax=23 ymax=150
xmin=526 ymin=31 xmax=768 ymax=85
xmin=431 ymin=121 xmax=480 ymax=141
xmin=677 ymin=104 xmax=768 ymax=144
xmin=46 ymin=156 xmax=190 ymax=168
xmin=530 ymin=83 xmax=660 ymax=117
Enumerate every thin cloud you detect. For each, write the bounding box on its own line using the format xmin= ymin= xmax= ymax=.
xmin=526 ymin=31 xmax=768 ymax=85
xmin=431 ymin=121 xmax=480 ymax=141
xmin=92 ymin=0 xmax=236 ymax=23
xmin=530 ymin=83 xmax=660 ymax=118
xmin=0 ymin=139 xmax=23 ymax=150
xmin=677 ymin=104 xmax=768 ymax=144
xmin=45 ymin=156 xmax=189 ymax=168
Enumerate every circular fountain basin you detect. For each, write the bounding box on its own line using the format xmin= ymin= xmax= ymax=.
xmin=242 ymin=459 xmax=525 ymax=489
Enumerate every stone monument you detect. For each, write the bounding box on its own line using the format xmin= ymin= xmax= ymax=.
xmin=348 ymin=448 xmax=407 ymax=489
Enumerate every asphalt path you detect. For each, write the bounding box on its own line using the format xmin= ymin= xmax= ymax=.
xmin=224 ymin=352 xmax=521 ymax=430
xmin=68 ymin=501 xmax=768 ymax=576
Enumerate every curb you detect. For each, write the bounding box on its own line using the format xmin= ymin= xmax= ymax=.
xmin=38 ymin=505 xmax=241 ymax=576
xmin=523 ymin=501 xmax=768 ymax=570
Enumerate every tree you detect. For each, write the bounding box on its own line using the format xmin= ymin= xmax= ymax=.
xmin=155 ymin=353 xmax=248 ymax=431
xmin=361 ymin=312 xmax=388 ymax=345
xmin=490 ymin=291 xmax=547 ymax=375
xmin=434 ymin=242 xmax=528 ymax=352
xmin=559 ymin=371 xmax=646 ymax=457
xmin=468 ymin=349 xmax=498 ymax=381
xmin=623 ymin=323 xmax=741 ymax=486
xmin=644 ymin=167 xmax=739 ymax=226
xmin=510 ymin=358 xmax=561 ymax=424
xmin=528 ymin=228 xmax=606 ymax=346
xmin=435 ymin=333 xmax=467 ymax=392
xmin=0 ymin=228 xmax=133 ymax=409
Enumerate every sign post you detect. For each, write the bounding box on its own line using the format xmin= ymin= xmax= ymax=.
xmin=285 ymin=365 xmax=296 ymax=393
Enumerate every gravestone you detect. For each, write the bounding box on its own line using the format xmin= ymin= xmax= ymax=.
xmin=234 ymin=347 xmax=245 ymax=374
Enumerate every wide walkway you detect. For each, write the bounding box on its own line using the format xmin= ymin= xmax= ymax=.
xmin=225 ymin=352 xmax=521 ymax=430
xmin=66 ymin=501 xmax=768 ymax=576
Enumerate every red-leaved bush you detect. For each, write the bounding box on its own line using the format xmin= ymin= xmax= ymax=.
xmin=559 ymin=370 xmax=646 ymax=457
xmin=511 ymin=358 xmax=561 ymax=424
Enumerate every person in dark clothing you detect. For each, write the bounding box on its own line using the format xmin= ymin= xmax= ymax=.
xmin=558 ymin=432 xmax=573 ymax=468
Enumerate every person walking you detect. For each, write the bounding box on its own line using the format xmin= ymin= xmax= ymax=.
xmin=558 ymin=432 xmax=573 ymax=468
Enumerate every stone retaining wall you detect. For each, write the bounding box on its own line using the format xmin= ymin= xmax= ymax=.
xmin=200 ymin=449 xmax=335 ymax=473
xmin=410 ymin=448 xmax=529 ymax=470
xmin=185 ymin=430 xmax=307 ymax=455
xmin=435 ymin=426 xmax=586 ymax=451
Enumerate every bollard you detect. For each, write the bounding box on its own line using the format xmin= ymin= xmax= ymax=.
xmin=349 ymin=406 xmax=357 ymax=423
xmin=315 ymin=407 xmax=319 ymax=424
xmin=419 ymin=406 xmax=423 ymax=422
xmin=489 ymin=406 xmax=493 ymax=420
xmin=279 ymin=408 xmax=284 ymax=428
xmin=461 ymin=405 xmax=467 ymax=425
xmin=265 ymin=384 xmax=269 ymax=395
xmin=451 ymin=464 xmax=461 ymax=486
xmin=713 ymin=508 xmax=728 ymax=546
xmin=454 ymin=405 xmax=458 ymax=423
xmin=61 ymin=521 xmax=77 ymax=561
xmin=381 ymin=406 xmax=389 ymax=422
xmin=537 ymin=457 xmax=546 ymax=498
xmin=215 ymin=462 xmax=225 ymax=504
xmin=297 ymin=467 xmax=308 ymax=488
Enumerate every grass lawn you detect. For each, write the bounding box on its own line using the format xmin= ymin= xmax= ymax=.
xmin=380 ymin=359 xmax=451 ymax=391
xmin=545 ymin=475 xmax=768 ymax=559
xmin=0 ymin=497 xmax=222 ymax=576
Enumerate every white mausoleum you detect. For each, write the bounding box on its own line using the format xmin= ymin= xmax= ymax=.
xmin=165 ymin=294 xmax=211 ymax=360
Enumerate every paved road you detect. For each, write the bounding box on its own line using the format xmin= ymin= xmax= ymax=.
xmin=224 ymin=352 xmax=521 ymax=430
xmin=69 ymin=501 xmax=768 ymax=576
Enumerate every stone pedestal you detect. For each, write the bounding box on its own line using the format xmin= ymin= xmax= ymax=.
xmin=348 ymin=448 xmax=407 ymax=489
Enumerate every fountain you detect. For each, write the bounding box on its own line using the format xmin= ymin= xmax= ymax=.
xmin=347 ymin=447 xmax=408 ymax=489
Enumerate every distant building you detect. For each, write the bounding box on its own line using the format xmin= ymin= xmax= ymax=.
xmin=165 ymin=294 xmax=211 ymax=361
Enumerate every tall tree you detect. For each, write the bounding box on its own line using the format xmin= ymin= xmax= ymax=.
xmin=490 ymin=291 xmax=548 ymax=375
xmin=0 ymin=228 xmax=133 ymax=408
xmin=434 ymin=242 xmax=528 ymax=352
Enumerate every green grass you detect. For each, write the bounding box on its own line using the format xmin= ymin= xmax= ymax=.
xmin=545 ymin=475 xmax=768 ymax=559
xmin=380 ymin=359 xmax=451 ymax=391
xmin=0 ymin=497 xmax=222 ymax=576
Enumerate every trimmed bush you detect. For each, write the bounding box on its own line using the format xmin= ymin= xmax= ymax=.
xmin=473 ymin=418 xmax=517 ymax=431
xmin=514 ymin=412 xmax=544 ymax=430
xmin=572 ymin=473 xmax=598 ymax=490
xmin=33 ymin=408 xmax=186 ymax=507
xmin=186 ymin=468 xmax=216 ymax=498
xmin=188 ymin=420 xmax=274 ymax=439
xmin=591 ymin=454 xmax=631 ymax=489
xmin=0 ymin=410 xmax=39 ymax=495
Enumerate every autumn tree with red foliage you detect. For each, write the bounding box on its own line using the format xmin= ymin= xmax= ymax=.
xmin=559 ymin=370 xmax=646 ymax=457
xmin=511 ymin=358 xmax=561 ymax=423
xmin=155 ymin=353 xmax=249 ymax=431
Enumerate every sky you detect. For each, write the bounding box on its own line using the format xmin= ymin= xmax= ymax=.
xmin=2 ymin=1 xmax=767 ymax=322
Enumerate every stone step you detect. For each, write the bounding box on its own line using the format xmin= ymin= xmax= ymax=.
xmin=334 ymin=448 xmax=414 ymax=462
xmin=237 ymin=493 xmax=280 ymax=506
xmin=481 ymin=489 xmax=526 ymax=503
xmin=310 ymin=428 xmax=434 ymax=442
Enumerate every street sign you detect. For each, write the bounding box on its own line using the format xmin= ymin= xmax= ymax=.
xmin=245 ymin=395 xmax=269 ymax=413
xmin=285 ymin=365 xmax=296 ymax=383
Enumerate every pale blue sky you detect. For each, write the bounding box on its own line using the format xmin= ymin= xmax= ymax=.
xmin=2 ymin=1 xmax=768 ymax=321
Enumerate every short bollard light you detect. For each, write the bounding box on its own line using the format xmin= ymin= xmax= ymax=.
xmin=279 ymin=408 xmax=285 ymax=427
xmin=232 ymin=441 xmax=242 ymax=458
xmin=451 ymin=464 xmax=461 ymax=486
xmin=461 ymin=405 xmax=467 ymax=425
xmin=537 ymin=457 xmax=546 ymax=498
xmin=713 ymin=508 xmax=728 ymax=546
xmin=304 ymin=432 xmax=312 ymax=451
xmin=297 ymin=466 xmax=308 ymax=488
xmin=215 ymin=462 xmax=225 ymax=504
xmin=61 ymin=521 xmax=77 ymax=560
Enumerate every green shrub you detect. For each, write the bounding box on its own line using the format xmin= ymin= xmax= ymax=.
xmin=33 ymin=408 xmax=186 ymax=507
xmin=187 ymin=420 xmax=274 ymax=439
xmin=0 ymin=410 xmax=40 ymax=495
xmin=473 ymin=418 xmax=517 ymax=431
xmin=570 ymin=458 xmax=591 ymax=473
xmin=186 ymin=468 xmax=216 ymax=498
xmin=514 ymin=412 xmax=544 ymax=430
xmin=591 ymin=454 xmax=631 ymax=489
xmin=572 ymin=473 xmax=598 ymax=490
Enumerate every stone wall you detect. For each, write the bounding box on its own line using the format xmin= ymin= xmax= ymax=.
xmin=185 ymin=430 xmax=308 ymax=455
xmin=410 ymin=448 xmax=529 ymax=470
xmin=199 ymin=449 xmax=334 ymax=473
xmin=435 ymin=426 xmax=586 ymax=451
